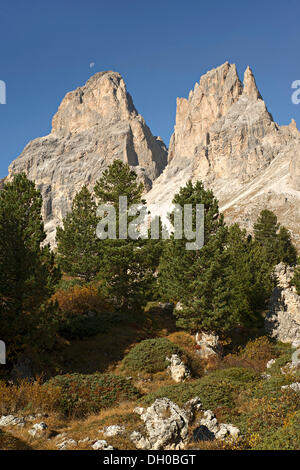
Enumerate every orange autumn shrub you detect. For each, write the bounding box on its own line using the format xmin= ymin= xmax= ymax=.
xmin=0 ymin=378 xmax=61 ymax=415
xmin=52 ymin=284 xmax=112 ymax=316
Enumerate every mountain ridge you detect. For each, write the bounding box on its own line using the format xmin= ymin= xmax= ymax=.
xmin=5 ymin=63 xmax=300 ymax=248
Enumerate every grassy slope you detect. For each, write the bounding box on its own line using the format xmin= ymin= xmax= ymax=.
xmin=0 ymin=307 xmax=299 ymax=450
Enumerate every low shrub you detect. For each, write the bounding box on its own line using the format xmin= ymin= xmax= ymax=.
xmin=0 ymin=378 xmax=61 ymax=416
xmin=204 ymin=367 xmax=259 ymax=386
xmin=52 ymin=284 xmax=112 ymax=316
xmin=46 ymin=373 xmax=140 ymax=417
xmin=122 ymin=338 xmax=185 ymax=374
xmin=142 ymin=366 xmax=259 ymax=409
xmin=255 ymin=409 xmax=300 ymax=450
xmin=222 ymin=336 xmax=290 ymax=372
xmin=233 ymin=391 xmax=300 ymax=449
xmin=142 ymin=376 xmax=235 ymax=409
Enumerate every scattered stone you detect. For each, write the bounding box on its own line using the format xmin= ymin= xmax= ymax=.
xmin=92 ymin=440 xmax=114 ymax=450
xmin=28 ymin=422 xmax=48 ymax=437
xmin=56 ymin=438 xmax=78 ymax=449
xmin=193 ymin=410 xmax=240 ymax=442
xmin=195 ymin=332 xmax=222 ymax=359
xmin=0 ymin=415 xmax=25 ymax=427
xmin=101 ymin=425 xmax=125 ymax=437
xmin=261 ymin=373 xmax=272 ymax=380
xmin=281 ymin=382 xmax=300 ymax=392
xmin=159 ymin=303 xmax=174 ymax=312
xmin=78 ymin=437 xmax=91 ymax=444
xmin=54 ymin=432 xmax=67 ymax=440
xmin=166 ymin=354 xmax=191 ymax=383
xmin=266 ymin=359 xmax=276 ymax=369
xmin=130 ymin=431 xmax=151 ymax=450
xmin=280 ymin=362 xmax=298 ymax=375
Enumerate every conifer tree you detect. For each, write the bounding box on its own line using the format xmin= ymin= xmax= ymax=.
xmin=292 ymin=260 xmax=300 ymax=295
xmin=158 ymin=180 xmax=236 ymax=333
xmin=94 ymin=160 xmax=153 ymax=311
xmin=0 ymin=173 xmax=60 ymax=353
xmin=253 ymin=209 xmax=297 ymax=266
xmin=277 ymin=226 xmax=297 ymax=265
xmin=56 ymin=185 xmax=100 ymax=282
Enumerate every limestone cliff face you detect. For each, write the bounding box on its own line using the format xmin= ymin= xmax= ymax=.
xmin=146 ymin=62 xmax=300 ymax=249
xmin=6 ymin=63 xmax=300 ymax=249
xmin=8 ymin=71 xmax=167 ymax=244
xmin=265 ymin=263 xmax=300 ymax=343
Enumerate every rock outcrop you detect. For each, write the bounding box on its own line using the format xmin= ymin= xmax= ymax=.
xmin=28 ymin=422 xmax=48 ymax=438
xmin=265 ymin=263 xmax=300 ymax=343
xmin=146 ymin=62 xmax=300 ymax=250
xmin=195 ymin=332 xmax=222 ymax=359
xmin=166 ymin=354 xmax=191 ymax=382
xmin=193 ymin=410 xmax=240 ymax=442
xmin=130 ymin=397 xmax=202 ymax=450
xmin=7 ymin=71 xmax=167 ymax=245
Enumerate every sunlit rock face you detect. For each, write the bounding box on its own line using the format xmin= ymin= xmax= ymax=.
xmin=7 ymin=71 xmax=167 ymax=245
xmin=146 ymin=62 xmax=300 ymax=249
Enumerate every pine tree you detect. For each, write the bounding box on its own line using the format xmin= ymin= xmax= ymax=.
xmin=94 ymin=160 xmax=153 ymax=311
xmin=277 ymin=226 xmax=297 ymax=265
xmin=292 ymin=259 xmax=300 ymax=295
xmin=0 ymin=173 xmax=61 ymax=354
xmin=254 ymin=209 xmax=297 ymax=266
xmin=254 ymin=209 xmax=279 ymax=262
xmin=225 ymin=224 xmax=271 ymax=328
xmin=56 ymin=185 xmax=101 ymax=282
xmin=158 ymin=180 xmax=239 ymax=333
xmin=94 ymin=159 xmax=144 ymax=208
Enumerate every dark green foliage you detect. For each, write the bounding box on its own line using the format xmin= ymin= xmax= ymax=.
xmin=94 ymin=159 xmax=144 ymax=207
xmin=254 ymin=209 xmax=297 ymax=265
xmin=277 ymin=226 xmax=297 ymax=265
xmin=159 ymin=181 xmax=272 ymax=334
xmin=142 ymin=374 xmax=236 ymax=409
xmin=0 ymin=174 xmax=61 ymax=355
xmin=291 ymin=262 xmax=300 ymax=295
xmin=158 ymin=180 xmax=229 ymax=332
xmin=47 ymin=373 xmax=140 ymax=417
xmin=94 ymin=160 xmax=156 ymax=311
xmin=122 ymin=338 xmax=184 ymax=373
xmin=142 ymin=367 xmax=258 ymax=410
xmin=56 ymin=186 xmax=101 ymax=282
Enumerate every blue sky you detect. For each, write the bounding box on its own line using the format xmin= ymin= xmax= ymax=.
xmin=0 ymin=0 xmax=299 ymax=178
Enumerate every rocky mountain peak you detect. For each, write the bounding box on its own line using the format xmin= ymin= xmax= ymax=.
xmin=146 ymin=63 xmax=300 ymax=250
xmin=243 ymin=66 xmax=262 ymax=100
xmin=51 ymin=71 xmax=137 ymax=136
xmin=168 ymin=62 xmax=243 ymax=163
xmin=7 ymin=71 xmax=168 ymax=245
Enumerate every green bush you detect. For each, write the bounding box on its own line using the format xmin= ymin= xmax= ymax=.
xmin=46 ymin=373 xmax=140 ymax=417
xmin=255 ymin=409 xmax=300 ymax=450
xmin=142 ymin=367 xmax=259 ymax=409
xmin=266 ymin=351 xmax=293 ymax=376
xmin=205 ymin=367 xmax=259 ymax=386
xmin=142 ymin=377 xmax=234 ymax=409
xmin=232 ymin=390 xmax=300 ymax=448
xmin=122 ymin=338 xmax=185 ymax=374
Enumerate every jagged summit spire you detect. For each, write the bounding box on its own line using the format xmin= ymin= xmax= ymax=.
xmin=243 ymin=66 xmax=262 ymax=100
